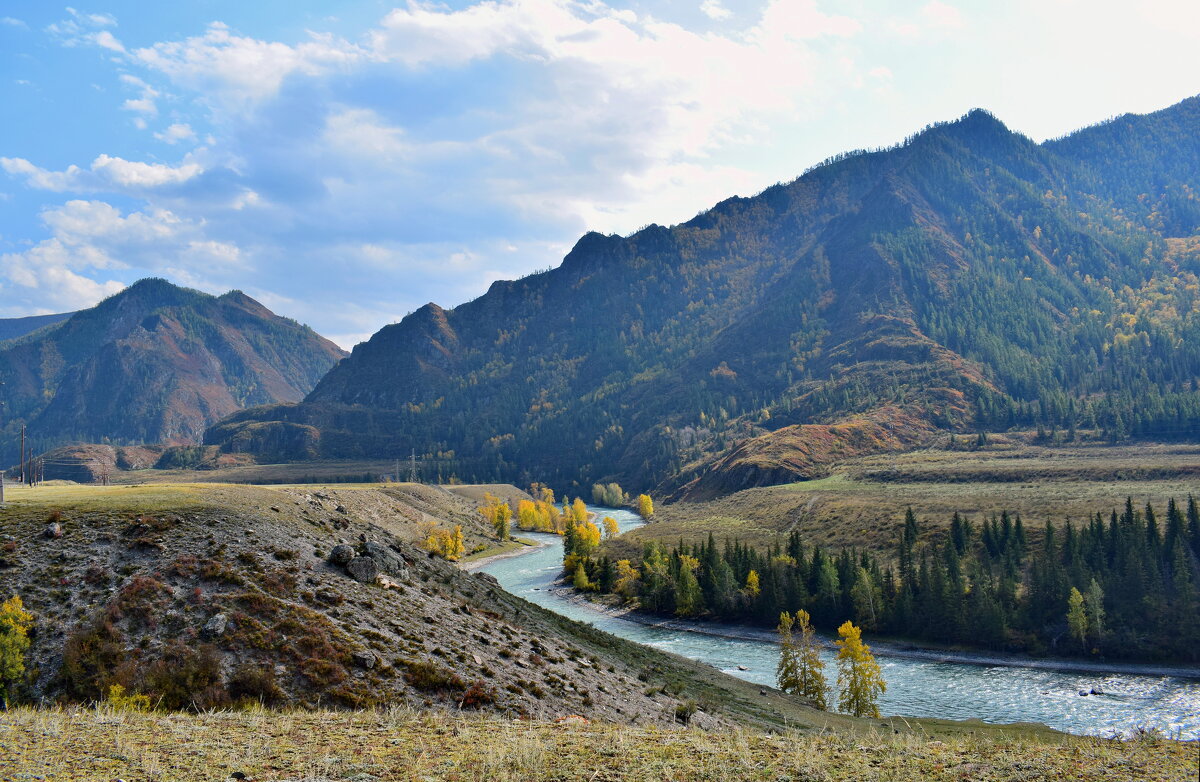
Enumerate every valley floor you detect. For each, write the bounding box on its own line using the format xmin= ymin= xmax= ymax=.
xmin=1 ymin=706 xmax=1192 ymax=782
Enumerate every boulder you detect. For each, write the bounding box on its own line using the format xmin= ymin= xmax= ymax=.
xmin=346 ymin=556 xmax=379 ymax=583
xmin=361 ymin=541 xmax=408 ymax=578
xmin=352 ymin=650 xmax=377 ymax=669
xmin=329 ymin=544 xmax=355 ymax=565
xmin=203 ymin=613 xmax=229 ymax=639
xmin=44 ymin=522 xmax=63 ymax=539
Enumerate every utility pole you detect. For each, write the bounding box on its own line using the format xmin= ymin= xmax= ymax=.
xmin=408 ymin=449 xmax=419 ymax=483
xmin=19 ymin=424 xmax=24 ymax=485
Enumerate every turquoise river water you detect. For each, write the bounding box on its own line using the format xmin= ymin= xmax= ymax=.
xmin=478 ymin=505 xmax=1200 ymax=738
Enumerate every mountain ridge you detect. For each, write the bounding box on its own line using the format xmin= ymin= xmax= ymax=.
xmin=207 ymin=95 xmax=1200 ymax=497
xmin=0 ymin=279 xmax=346 ymax=461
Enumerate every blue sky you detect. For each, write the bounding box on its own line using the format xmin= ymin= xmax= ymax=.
xmin=2 ymin=1 xmax=1199 ymax=347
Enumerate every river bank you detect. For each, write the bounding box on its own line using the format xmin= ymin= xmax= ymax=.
xmin=551 ymin=583 xmax=1200 ymax=681
xmin=478 ymin=506 xmax=1200 ymax=738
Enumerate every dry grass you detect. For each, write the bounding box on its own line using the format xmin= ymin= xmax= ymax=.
xmin=1 ymin=706 xmax=1193 ymax=782
xmin=620 ymin=442 xmax=1200 ymax=557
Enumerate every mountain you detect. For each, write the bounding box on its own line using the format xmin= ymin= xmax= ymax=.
xmin=0 ymin=312 xmax=73 ymax=343
xmin=208 ymin=96 xmax=1200 ymax=498
xmin=0 ymin=279 xmax=346 ymax=461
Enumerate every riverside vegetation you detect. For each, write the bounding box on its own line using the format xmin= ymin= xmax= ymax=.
xmin=565 ymin=495 xmax=1200 ymax=663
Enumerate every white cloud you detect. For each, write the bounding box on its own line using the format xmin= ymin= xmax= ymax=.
xmin=1 ymin=199 xmax=243 ymax=314
xmin=921 ymin=1 xmax=964 ymax=30
xmin=119 ymin=74 xmax=159 ymax=116
xmin=133 ymin=22 xmax=363 ymax=107
xmin=154 ymin=123 xmax=196 ymax=144
xmin=1 ymin=17 xmax=28 ymax=28
xmin=47 ymin=7 xmax=124 ymax=51
xmin=1 ymin=154 xmax=202 ymax=192
xmin=92 ymin=29 xmax=125 ymax=53
xmin=67 ymin=8 xmax=117 ymax=28
xmin=700 ymin=0 xmax=732 ymax=21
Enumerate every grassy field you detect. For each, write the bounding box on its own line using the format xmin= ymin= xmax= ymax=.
xmin=2 ymin=706 xmax=1191 ymax=782
xmin=613 ymin=442 xmax=1200 ymax=558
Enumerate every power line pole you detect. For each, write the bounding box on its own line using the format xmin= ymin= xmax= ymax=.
xmin=19 ymin=424 xmax=24 ymax=485
xmin=408 ymin=449 xmax=418 ymax=483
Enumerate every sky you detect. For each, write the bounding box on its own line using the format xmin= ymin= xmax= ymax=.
xmin=1 ymin=1 xmax=1199 ymax=348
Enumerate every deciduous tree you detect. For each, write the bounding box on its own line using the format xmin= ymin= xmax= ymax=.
xmin=836 ymin=620 xmax=885 ymax=718
xmin=0 ymin=595 xmax=33 ymax=706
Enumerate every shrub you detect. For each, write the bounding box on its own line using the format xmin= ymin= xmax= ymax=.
xmin=60 ymin=618 xmax=126 ymax=700
xmin=140 ymin=643 xmax=227 ymax=711
xmin=228 ymin=664 xmax=284 ymax=706
xmin=675 ymin=699 xmax=698 ymax=725
xmin=460 ymin=681 xmax=497 ymax=709
xmin=105 ymin=683 xmax=151 ymax=713
xmin=403 ymin=659 xmax=466 ymax=693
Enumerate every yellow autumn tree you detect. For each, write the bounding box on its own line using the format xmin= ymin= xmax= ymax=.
xmin=1067 ymin=586 xmax=1087 ymax=645
xmin=636 ymin=494 xmax=654 ymax=519
xmin=602 ymin=516 xmax=619 ymax=540
xmin=613 ymin=559 xmax=640 ymax=598
xmin=480 ymin=493 xmax=511 ymax=540
xmin=0 ymin=595 xmax=33 ymax=706
xmin=423 ymin=525 xmax=466 ymax=560
xmin=571 ymin=497 xmax=588 ymax=525
xmin=793 ymin=609 xmax=827 ymax=710
xmin=744 ymin=569 xmax=761 ymax=598
xmin=835 ymin=620 xmax=885 ymax=718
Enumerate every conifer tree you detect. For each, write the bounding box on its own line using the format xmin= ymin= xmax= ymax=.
xmin=835 ymin=620 xmax=885 ymax=718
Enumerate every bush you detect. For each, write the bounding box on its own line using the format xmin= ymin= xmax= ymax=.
xmin=140 ymin=643 xmax=227 ymax=711
xmin=105 ymin=683 xmax=151 ymax=713
xmin=403 ymin=659 xmax=466 ymax=693
xmin=460 ymin=681 xmax=497 ymax=709
xmin=228 ymin=664 xmax=284 ymax=706
xmin=675 ymin=699 xmax=698 ymax=725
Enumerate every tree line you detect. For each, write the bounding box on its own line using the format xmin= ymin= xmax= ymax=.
xmin=568 ymin=497 xmax=1200 ymax=662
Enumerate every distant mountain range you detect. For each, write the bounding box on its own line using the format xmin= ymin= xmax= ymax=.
xmin=208 ymin=96 xmax=1200 ymax=497
xmin=21 ymin=95 xmax=1200 ymax=500
xmin=0 ymin=279 xmax=345 ymax=462
xmin=0 ymin=312 xmax=74 ymax=343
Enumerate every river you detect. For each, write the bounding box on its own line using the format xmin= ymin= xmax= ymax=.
xmin=478 ymin=505 xmax=1200 ymax=738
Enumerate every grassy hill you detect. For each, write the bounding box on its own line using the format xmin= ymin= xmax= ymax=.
xmin=0 ymin=481 xmax=877 ymax=731
xmin=207 ymin=96 xmax=1200 ymax=499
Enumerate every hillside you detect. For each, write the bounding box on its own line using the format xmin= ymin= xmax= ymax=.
xmin=0 ymin=279 xmax=346 ymax=463
xmin=208 ymin=96 xmax=1200 ymax=498
xmin=0 ymin=482 xmax=857 ymax=730
xmin=0 ymin=311 xmax=73 ymax=343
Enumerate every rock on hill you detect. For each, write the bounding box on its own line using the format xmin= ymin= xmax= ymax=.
xmin=0 ymin=483 xmax=819 ymax=729
xmin=0 ymin=279 xmax=346 ymax=463
xmin=209 ymin=96 xmax=1200 ymax=498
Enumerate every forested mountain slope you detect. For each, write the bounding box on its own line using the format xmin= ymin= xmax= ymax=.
xmin=0 ymin=279 xmax=345 ymax=461
xmin=209 ymin=96 xmax=1200 ymax=498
